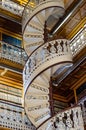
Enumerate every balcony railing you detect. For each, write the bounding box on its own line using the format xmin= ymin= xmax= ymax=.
xmin=0 ymin=101 xmax=36 ymax=130
xmin=0 ymin=0 xmax=24 ymax=16
xmin=0 ymin=91 xmax=22 ymax=104
xmin=70 ymin=24 xmax=86 ymax=57
xmin=0 ymin=83 xmax=22 ymax=104
xmin=0 ymin=41 xmax=28 ymax=65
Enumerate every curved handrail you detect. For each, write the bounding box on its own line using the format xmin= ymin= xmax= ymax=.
xmin=37 ymin=105 xmax=84 ymax=130
xmin=23 ymin=39 xmax=72 ymax=94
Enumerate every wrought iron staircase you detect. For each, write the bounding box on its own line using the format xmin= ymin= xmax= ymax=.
xmin=22 ymin=0 xmax=85 ymax=129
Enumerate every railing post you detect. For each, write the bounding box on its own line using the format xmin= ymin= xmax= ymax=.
xmin=49 ymin=77 xmax=54 ymax=117
xmin=74 ymin=89 xmax=78 ymax=104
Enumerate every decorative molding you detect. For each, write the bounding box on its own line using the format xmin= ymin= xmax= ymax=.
xmin=53 ymin=94 xmax=68 ymax=102
xmin=67 ymin=17 xmax=86 ymax=39
xmin=0 ymin=27 xmax=22 ymax=40
xmin=0 ymin=77 xmax=23 ymax=89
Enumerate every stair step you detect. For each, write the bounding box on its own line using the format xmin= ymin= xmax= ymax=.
xmin=24 ymin=41 xmax=44 ymax=48
xmin=45 ymin=8 xmax=54 ymax=20
xmin=26 ymin=84 xmax=49 ymax=94
xmin=29 ymin=19 xmax=44 ymax=31
xmin=40 ymin=69 xmax=51 ymax=84
xmin=25 ymin=94 xmax=49 ymax=101
xmin=26 ymin=108 xmax=51 ymax=127
xmin=25 ymin=24 xmax=42 ymax=33
xmin=34 ymin=76 xmax=48 ymax=88
xmin=24 ymin=32 xmax=43 ymax=38
xmin=24 ymin=37 xmax=44 ymax=46
xmin=36 ymin=11 xmax=45 ymax=27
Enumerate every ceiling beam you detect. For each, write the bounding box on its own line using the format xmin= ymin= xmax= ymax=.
xmin=53 ymin=94 xmax=68 ymax=102
xmin=70 ymin=75 xmax=86 ymax=90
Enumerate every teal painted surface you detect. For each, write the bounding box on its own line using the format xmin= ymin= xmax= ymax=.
xmin=2 ymin=34 xmax=21 ymax=47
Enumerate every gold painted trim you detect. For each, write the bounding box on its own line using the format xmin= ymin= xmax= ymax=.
xmin=0 ymin=58 xmax=23 ymax=70
xmin=66 ymin=93 xmax=74 ymax=102
xmin=53 ymin=93 xmax=75 ymax=103
xmin=0 ymin=126 xmax=12 ymax=130
xmin=0 ymin=8 xmax=21 ymax=21
xmin=70 ymin=75 xmax=86 ymax=90
xmin=53 ymin=94 xmax=68 ymax=102
xmin=0 ymin=77 xmax=23 ymax=89
xmin=13 ymin=0 xmax=28 ymax=6
xmin=0 ymin=27 xmax=22 ymax=40
xmin=74 ymin=89 xmax=78 ymax=104
xmin=0 ymin=32 xmax=2 ymax=40
xmin=67 ymin=17 xmax=86 ymax=39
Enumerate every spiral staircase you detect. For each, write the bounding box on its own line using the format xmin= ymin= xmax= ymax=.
xmin=22 ymin=0 xmax=84 ymax=130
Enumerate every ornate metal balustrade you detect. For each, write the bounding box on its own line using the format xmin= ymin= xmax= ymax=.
xmin=0 ymin=0 xmax=24 ymax=16
xmin=38 ymin=106 xmax=84 ymax=130
xmin=23 ymin=39 xmax=72 ymax=93
xmin=70 ymin=24 xmax=86 ymax=57
xmin=0 ymin=101 xmax=36 ymax=130
xmin=0 ymin=41 xmax=28 ymax=65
